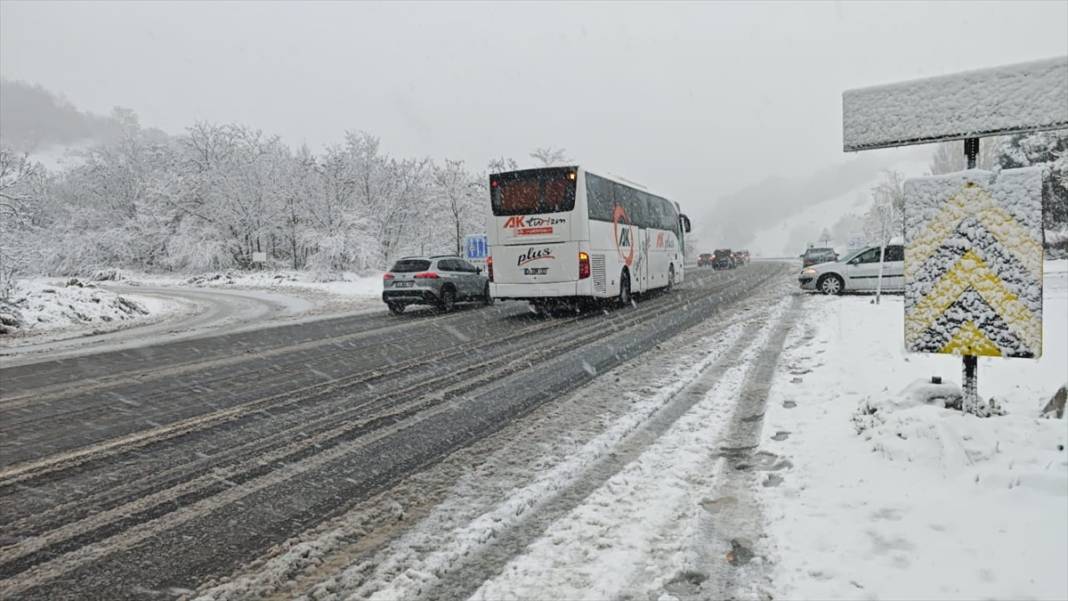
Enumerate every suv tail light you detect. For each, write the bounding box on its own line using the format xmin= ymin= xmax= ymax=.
xmin=383 ymin=273 xmax=395 ymax=280
xmin=414 ymin=272 xmax=439 ymax=279
xmin=578 ymin=251 xmax=590 ymax=279
xmin=487 ymin=256 xmax=494 ymax=282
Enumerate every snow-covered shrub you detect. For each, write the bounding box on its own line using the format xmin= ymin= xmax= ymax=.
xmin=853 ymin=379 xmax=964 ymax=434
xmin=0 ymin=298 xmax=23 ymax=334
xmin=164 ymin=223 xmax=234 ymax=272
xmin=853 ymin=379 xmax=1012 ymax=440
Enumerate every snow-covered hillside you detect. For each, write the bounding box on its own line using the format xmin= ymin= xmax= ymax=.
xmin=747 ymin=157 xmax=930 ymax=257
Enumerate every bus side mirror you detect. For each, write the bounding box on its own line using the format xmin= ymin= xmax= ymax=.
xmin=679 ymin=214 xmax=692 ymax=234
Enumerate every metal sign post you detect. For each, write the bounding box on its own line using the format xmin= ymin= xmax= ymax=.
xmin=842 ymin=57 xmax=1065 ymax=415
xmin=962 ymin=137 xmax=979 ymax=413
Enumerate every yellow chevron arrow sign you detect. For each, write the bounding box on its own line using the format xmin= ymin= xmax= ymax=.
xmin=903 ymin=168 xmax=1044 ymax=359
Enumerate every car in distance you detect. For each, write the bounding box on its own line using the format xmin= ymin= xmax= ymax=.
xmin=799 ymin=243 xmax=904 ymax=294
xmin=733 ymin=250 xmax=750 ymax=265
xmin=382 ymin=255 xmax=491 ymax=314
xmin=800 ymin=246 xmax=838 ymax=267
xmin=697 ymin=252 xmax=715 ymax=267
xmin=712 ymin=249 xmax=735 ymax=270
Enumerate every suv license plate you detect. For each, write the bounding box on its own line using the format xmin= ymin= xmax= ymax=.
xmin=395 ymin=281 xmax=413 ymax=288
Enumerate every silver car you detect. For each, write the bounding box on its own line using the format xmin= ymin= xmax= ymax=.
xmin=798 ymin=244 xmax=904 ymax=294
xmin=382 ymin=255 xmax=491 ymax=314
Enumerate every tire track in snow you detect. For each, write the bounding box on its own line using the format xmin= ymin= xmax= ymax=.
xmin=182 ymin=270 xmax=786 ymax=601
xmin=189 ymin=301 xmax=768 ymax=601
xmin=0 ymin=289 xmax=686 ymax=578
xmin=0 ymin=307 xmax=579 ymax=484
xmin=0 ymin=269 xmax=767 ymax=599
xmin=336 ymin=292 xmax=793 ymax=601
xmin=2 ymin=271 xmax=741 ymax=500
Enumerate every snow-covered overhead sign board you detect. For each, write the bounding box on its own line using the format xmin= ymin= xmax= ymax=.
xmin=843 ymin=56 xmax=1068 ymax=151
xmin=904 ymin=168 xmax=1043 ymax=358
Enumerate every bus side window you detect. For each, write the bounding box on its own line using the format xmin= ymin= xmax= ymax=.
xmin=586 ymin=173 xmax=613 ymax=222
xmin=649 ymin=195 xmax=664 ymax=230
xmin=659 ymin=198 xmax=676 ymax=232
xmin=638 ymin=191 xmax=657 ymax=230
xmin=618 ymin=185 xmax=641 ymax=226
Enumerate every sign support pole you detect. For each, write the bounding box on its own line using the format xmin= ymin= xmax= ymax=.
xmin=961 ymin=137 xmax=980 ymax=414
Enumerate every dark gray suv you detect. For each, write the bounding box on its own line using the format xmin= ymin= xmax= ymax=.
xmin=382 ymin=255 xmax=491 ymax=315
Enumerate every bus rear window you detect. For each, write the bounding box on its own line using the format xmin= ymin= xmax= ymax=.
xmin=491 ymin=168 xmax=576 ymax=216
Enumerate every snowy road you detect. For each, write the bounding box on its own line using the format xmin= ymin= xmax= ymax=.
xmin=0 ymin=263 xmax=793 ymax=600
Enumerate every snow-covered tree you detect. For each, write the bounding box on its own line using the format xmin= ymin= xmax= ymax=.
xmin=1 ymin=115 xmax=504 ymax=278
xmin=529 ymin=147 xmax=570 ymax=167
xmin=997 ymin=131 xmax=1068 ymax=246
xmin=433 ymin=159 xmax=484 ymax=255
xmin=861 ymin=170 xmax=904 ymax=245
xmin=488 ymin=156 xmax=519 ymax=174
xmin=860 ymin=170 xmax=906 ymax=303
xmin=0 ymin=147 xmax=46 ymax=297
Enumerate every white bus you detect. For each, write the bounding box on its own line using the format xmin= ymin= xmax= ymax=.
xmin=487 ymin=166 xmax=691 ymax=310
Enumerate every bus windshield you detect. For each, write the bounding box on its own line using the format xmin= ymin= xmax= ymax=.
xmin=491 ymin=167 xmax=577 ymax=216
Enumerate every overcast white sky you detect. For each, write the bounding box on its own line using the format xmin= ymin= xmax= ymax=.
xmin=2 ymin=1 xmax=1066 ymax=211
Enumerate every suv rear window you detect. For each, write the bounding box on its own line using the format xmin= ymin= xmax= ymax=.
xmin=390 ymin=259 xmax=431 ymax=272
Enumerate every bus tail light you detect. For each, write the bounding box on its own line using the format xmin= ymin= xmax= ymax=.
xmin=415 ymin=272 xmax=439 ymax=279
xmin=578 ymin=251 xmax=590 ymax=279
xmin=487 ymin=256 xmax=494 ymax=282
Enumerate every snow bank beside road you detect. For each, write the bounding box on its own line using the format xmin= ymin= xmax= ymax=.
xmin=119 ymin=270 xmax=384 ymax=316
xmin=761 ymin=260 xmax=1068 ymax=600
xmin=0 ymin=279 xmax=178 ymax=337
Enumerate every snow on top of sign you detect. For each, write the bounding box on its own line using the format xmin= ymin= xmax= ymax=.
xmin=844 ymin=56 xmax=1068 ymax=151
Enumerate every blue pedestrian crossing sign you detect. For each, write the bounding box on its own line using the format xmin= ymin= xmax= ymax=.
xmin=464 ymin=234 xmax=489 ymax=262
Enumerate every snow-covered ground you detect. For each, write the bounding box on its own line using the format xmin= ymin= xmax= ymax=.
xmin=0 ymin=277 xmax=180 ymax=337
xmin=118 ymin=269 xmax=385 ymax=316
xmin=762 ymin=259 xmax=1068 ymax=600
xmin=0 ymin=270 xmax=389 ymax=366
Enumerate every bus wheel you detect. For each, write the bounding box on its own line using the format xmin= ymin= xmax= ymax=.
xmin=619 ymin=269 xmax=632 ymax=307
xmin=666 ymin=265 xmax=675 ymax=293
